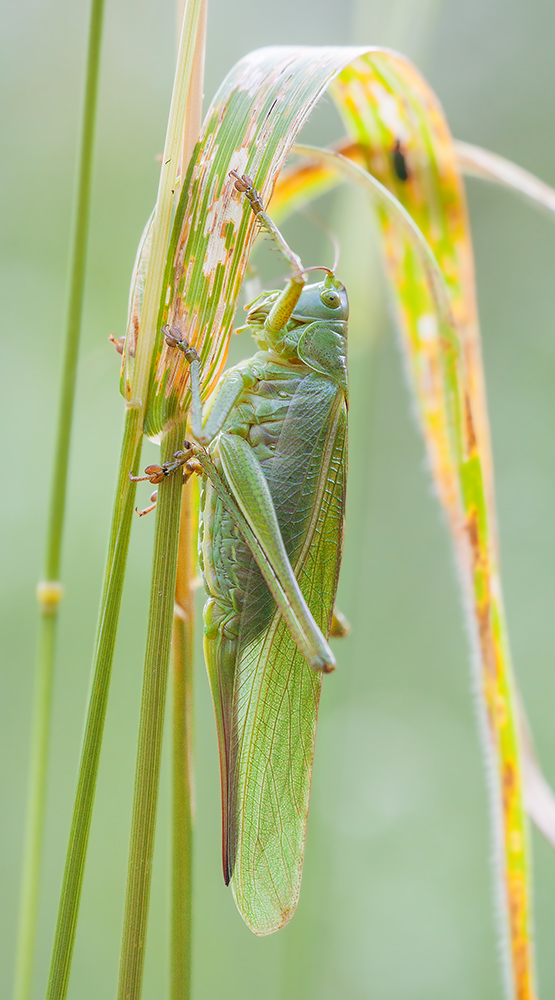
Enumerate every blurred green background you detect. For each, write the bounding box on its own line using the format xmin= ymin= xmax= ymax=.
xmin=2 ymin=0 xmax=555 ymax=997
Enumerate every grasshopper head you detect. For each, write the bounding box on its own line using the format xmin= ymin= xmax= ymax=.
xmin=243 ymin=271 xmax=348 ymax=363
xmin=291 ymin=272 xmax=349 ymax=323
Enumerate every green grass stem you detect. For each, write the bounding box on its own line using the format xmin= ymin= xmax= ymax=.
xmin=45 ymin=409 xmax=143 ymax=1000
xmin=14 ymin=611 xmax=57 ymax=1000
xmin=171 ymin=616 xmax=194 ymax=1000
xmin=14 ymin=2 xmax=105 ymax=997
xmin=117 ymin=423 xmax=185 ymax=1000
xmin=166 ymin=1 xmax=205 ymax=983
xmin=171 ymin=485 xmax=196 ymax=1000
xmin=44 ymin=0 xmax=106 ymax=584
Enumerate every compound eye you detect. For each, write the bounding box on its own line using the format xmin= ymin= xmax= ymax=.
xmin=320 ymin=288 xmax=341 ymax=309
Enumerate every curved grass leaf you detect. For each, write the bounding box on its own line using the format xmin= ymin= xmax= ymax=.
xmin=275 ymin=133 xmax=555 ymax=851
xmin=456 ymin=140 xmax=555 ymax=215
xmin=270 ymin=50 xmax=537 ymax=1000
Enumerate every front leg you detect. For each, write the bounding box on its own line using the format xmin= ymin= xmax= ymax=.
xmin=230 ymin=171 xmax=306 ymax=337
xmin=163 ymin=326 xmax=248 ymax=446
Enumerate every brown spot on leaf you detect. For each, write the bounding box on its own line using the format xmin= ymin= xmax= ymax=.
xmin=464 ymin=392 xmax=477 ymax=453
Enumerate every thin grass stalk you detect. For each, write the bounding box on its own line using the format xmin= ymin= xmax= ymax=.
xmin=171 ymin=616 xmax=193 ymax=1000
xmin=45 ymin=409 xmax=143 ymax=1000
xmin=169 ymin=3 xmax=204 ymax=994
xmin=14 ymin=609 xmax=57 ymax=1000
xmin=14 ymin=1 xmax=105 ymax=997
xmin=117 ymin=422 xmax=185 ymax=1000
xmin=171 ymin=480 xmax=196 ymax=1000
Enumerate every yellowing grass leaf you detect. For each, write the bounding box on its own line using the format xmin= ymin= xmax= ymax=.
xmin=456 ymin=139 xmax=555 ymax=215
xmin=272 ymin=51 xmax=537 ymax=1000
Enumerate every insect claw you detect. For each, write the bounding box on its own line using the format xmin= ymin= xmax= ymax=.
xmin=229 ymin=170 xmax=264 ymax=214
xmin=229 ymin=169 xmax=250 ymax=191
xmin=174 ymin=441 xmax=196 ymax=461
xmin=134 ymin=490 xmax=159 ymax=516
xmin=163 ymin=325 xmax=200 ymax=365
xmin=129 ymin=464 xmax=167 ymax=485
xmin=163 ymin=324 xmax=184 ymax=348
xmin=109 ymin=333 xmax=125 ymax=354
xmin=183 ymin=458 xmax=202 ymax=482
xmin=135 ymin=498 xmax=158 ymax=517
xmin=130 ymin=444 xmax=201 ymax=499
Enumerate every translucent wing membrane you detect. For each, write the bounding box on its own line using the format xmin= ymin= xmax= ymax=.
xmin=228 ymin=400 xmax=347 ymax=933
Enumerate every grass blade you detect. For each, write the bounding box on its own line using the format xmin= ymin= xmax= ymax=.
xmin=456 ymin=139 xmax=555 ymax=215
xmin=14 ymin=1 xmax=106 ymax=996
xmin=169 ymin=6 xmax=205 ymax=993
xmin=171 ymin=479 xmax=197 ymax=1000
xmin=123 ymin=0 xmax=206 ymax=412
xmin=14 ymin=601 xmax=58 ymax=1000
xmin=45 ymin=411 xmax=143 ymax=1000
xmin=116 ymin=423 xmax=184 ymax=1000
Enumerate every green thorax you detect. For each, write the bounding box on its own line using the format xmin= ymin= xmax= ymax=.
xmin=239 ymin=276 xmax=349 ymax=395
